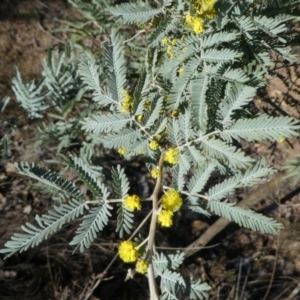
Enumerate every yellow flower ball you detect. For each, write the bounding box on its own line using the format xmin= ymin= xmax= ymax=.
xmin=151 ymin=168 xmax=161 ymax=179
xmin=172 ymin=110 xmax=179 ymax=118
xmin=124 ymin=195 xmax=142 ymax=211
xmin=161 ymin=189 xmax=183 ymax=212
xmin=149 ymin=140 xmax=159 ymax=151
xmin=158 ymin=210 xmax=174 ymax=227
xmin=137 ymin=115 xmax=143 ymax=122
xmin=136 ymin=259 xmax=149 ymax=274
xmin=164 ymin=147 xmax=180 ymax=165
xmin=161 ymin=37 xmax=169 ymax=45
xmin=185 ymin=13 xmax=204 ymax=34
xmin=118 ymin=241 xmax=138 ymax=263
xmin=121 ymin=89 xmax=133 ymax=113
xmin=178 ymin=67 xmax=184 ymax=75
xmin=118 ymin=148 xmax=127 ymax=155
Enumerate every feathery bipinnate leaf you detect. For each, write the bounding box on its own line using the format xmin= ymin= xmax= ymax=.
xmin=172 ymin=164 xmax=186 ymax=192
xmin=219 ymin=83 xmax=257 ymax=127
xmin=179 ymin=110 xmax=197 ymax=143
xmin=207 ymin=161 xmax=275 ymax=202
xmin=253 ymin=15 xmax=288 ymax=41
xmin=107 ymin=2 xmax=163 ymax=24
xmin=186 ymin=204 xmax=211 ymax=217
xmin=104 ymin=30 xmax=127 ymax=104
xmin=188 ymin=279 xmax=211 ymax=300
xmin=201 ymin=48 xmax=241 ymax=64
xmin=160 ymin=269 xmax=186 ymax=296
xmin=208 ymin=200 xmax=283 ymax=234
xmin=112 ymin=165 xmax=130 ymax=199
xmin=70 ymin=202 xmax=112 ymax=252
xmin=153 ymin=251 xmax=185 ymax=275
xmin=187 ymin=161 xmax=217 ymax=198
xmin=0 ymin=199 xmax=88 ymax=258
xmin=234 ymin=16 xmax=257 ymax=39
xmin=283 ymin=154 xmax=300 ymax=186
xmin=148 ymin=15 xmax=180 ymax=47
xmin=81 ymin=113 xmax=131 ymax=134
xmin=133 ymin=70 xmax=150 ymax=113
xmin=0 ymin=96 xmax=10 ymax=113
xmin=78 ymin=57 xmax=116 ymax=106
xmin=215 ymin=67 xmax=250 ymax=84
xmin=15 ymin=161 xmax=84 ymax=201
xmin=12 ymin=68 xmax=49 ymax=119
xmin=111 ymin=165 xmax=134 ymax=237
xmin=160 ymin=289 xmax=179 ymax=300
xmin=200 ymin=138 xmax=254 ymax=169
xmin=200 ymin=30 xmax=240 ymax=49
xmin=159 ymin=44 xmax=196 ymax=77
xmin=168 ymin=57 xmax=200 ymax=111
xmin=116 ymin=202 xmax=134 ymax=238
xmin=41 ymin=50 xmax=75 ymax=106
xmin=220 ymin=115 xmax=300 ymax=143
xmin=65 ymin=155 xmax=109 ymax=199
xmin=168 ymin=118 xmax=183 ymax=147
xmin=184 ymin=145 xmax=206 ymax=168
xmin=144 ymin=96 xmax=164 ymax=128
xmin=190 ymin=75 xmax=210 ymax=131
xmin=102 ymin=128 xmax=142 ymax=150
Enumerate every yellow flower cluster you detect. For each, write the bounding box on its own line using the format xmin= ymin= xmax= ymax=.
xmin=124 ymin=195 xmax=142 ymax=211
xmin=161 ymin=37 xmax=177 ymax=58
xmin=135 ymin=259 xmax=149 ymax=274
xmin=194 ymin=0 xmax=217 ymax=18
xmin=158 ymin=210 xmax=174 ymax=227
xmin=149 ymin=140 xmax=159 ymax=151
xmin=161 ymin=189 xmax=183 ymax=212
xmin=158 ymin=189 xmax=183 ymax=228
xmin=164 ymin=147 xmax=180 ymax=165
xmin=151 ymin=167 xmax=161 ymax=179
xmin=118 ymin=241 xmax=138 ymax=263
xmin=172 ymin=110 xmax=179 ymax=118
xmin=121 ymin=89 xmax=133 ymax=113
xmin=137 ymin=115 xmax=143 ymax=122
xmin=185 ymin=0 xmax=217 ymax=34
xmin=144 ymin=99 xmax=151 ymax=111
xmin=118 ymin=148 xmax=127 ymax=155
xmin=178 ymin=66 xmax=184 ymax=76
xmin=185 ymin=13 xmax=204 ymax=34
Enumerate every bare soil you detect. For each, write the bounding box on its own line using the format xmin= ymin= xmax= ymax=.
xmin=1 ymin=1 xmax=300 ymax=299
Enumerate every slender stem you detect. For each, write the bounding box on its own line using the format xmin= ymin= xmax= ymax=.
xmin=132 ymin=115 xmax=153 ymax=139
xmin=123 ymin=30 xmax=146 ymax=44
xmin=84 ymin=209 xmax=153 ymax=300
xmin=147 ymin=152 xmax=165 ymax=300
xmin=136 ymin=237 xmax=149 ymax=250
xmin=163 ymin=185 xmax=210 ymax=201
xmin=178 ymin=130 xmax=220 ymax=150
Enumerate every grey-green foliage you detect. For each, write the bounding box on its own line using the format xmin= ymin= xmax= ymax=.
xmin=112 ymin=165 xmax=135 ymax=238
xmin=2 ymin=0 xmax=300 ymax=299
xmin=153 ymin=251 xmax=211 ymax=299
xmin=0 ymin=96 xmax=10 ymax=113
xmin=0 ymin=199 xmax=88 ymax=257
xmin=283 ymin=154 xmax=300 ymax=186
xmin=0 ymin=157 xmax=114 ymax=257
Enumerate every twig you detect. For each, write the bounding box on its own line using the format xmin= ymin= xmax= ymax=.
xmin=147 ymin=152 xmax=165 ymax=300
xmin=284 ymin=282 xmax=300 ymax=300
xmin=262 ymin=220 xmax=281 ymax=300
xmin=123 ymin=30 xmax=146 ymax=44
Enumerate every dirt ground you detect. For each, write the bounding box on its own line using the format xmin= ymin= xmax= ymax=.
xmin=1 ymin=1 xmax=300 ymax=299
